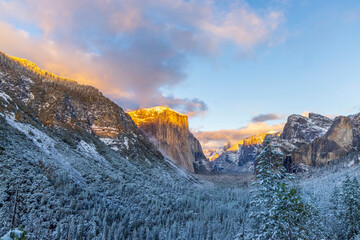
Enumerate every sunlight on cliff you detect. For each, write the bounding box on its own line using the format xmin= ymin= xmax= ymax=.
xmin=227 ymin=131 xmax=281 ymax=152
xmin=129 ymin=106 xmax=189 ymax=129
xmin=208 ymin=153 xmax=220 ymax=162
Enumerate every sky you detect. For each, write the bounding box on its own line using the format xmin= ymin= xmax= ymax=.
xmin=1 ymin=0 xmax=360 ymax=150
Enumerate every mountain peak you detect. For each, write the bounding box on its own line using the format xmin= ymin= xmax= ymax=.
xmin=226 ymin=131 xmax=281 ymax=152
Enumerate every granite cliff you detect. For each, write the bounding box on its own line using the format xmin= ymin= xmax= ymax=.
xmin=292 ymin=113 xmax=360 ymax=167
xmin=129 ymin=107 xmax=213 ymax=174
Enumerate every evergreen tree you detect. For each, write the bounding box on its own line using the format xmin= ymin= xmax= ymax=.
xmin=332 ymin=176 xmax=360 ymax=239
xmin=244 ymin=139 xmax=310 ymax=240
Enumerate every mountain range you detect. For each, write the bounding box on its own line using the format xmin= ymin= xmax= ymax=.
xmin=1 ymin=51 xmax=360 ymax=239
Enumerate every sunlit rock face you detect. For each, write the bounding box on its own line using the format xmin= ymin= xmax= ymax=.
xmin=292 ymin=114 xmax=360 ymax=166
xmin=204 ymin=149 xmax=223 ymax=162
xmin=213 ymin=132 xmax=280 ymax=173
xmin=129 ymin=107 xmax=213 ymax=174
xmin=0 ymin=52 xmax=163 ymax=163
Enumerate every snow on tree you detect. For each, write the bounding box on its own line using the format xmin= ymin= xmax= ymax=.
xmin=331 ymin=176 xmax=360 ymax=239
xmin=0 ymin=227 xmax=27 ymax=240
xmin=241 ymin=139 xmax=311 ymax=240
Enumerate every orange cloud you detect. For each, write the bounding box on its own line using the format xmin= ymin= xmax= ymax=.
xmin=0 ymin=0 xmax=285 ymax=116
xmin=193 ymin=122 xmax=285 ymax=150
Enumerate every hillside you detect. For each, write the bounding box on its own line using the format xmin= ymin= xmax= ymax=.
xmin=0 ymin=52 xmax=248 ymax=239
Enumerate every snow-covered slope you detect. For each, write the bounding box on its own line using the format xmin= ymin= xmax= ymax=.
xmin=0 ymin=51 xmax=249 ymax=239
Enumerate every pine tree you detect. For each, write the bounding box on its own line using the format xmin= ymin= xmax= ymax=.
xmin=244 ymin=139 xmax=310 ymax=240
xmin=333 ymin=176 xmax=360 ymax=239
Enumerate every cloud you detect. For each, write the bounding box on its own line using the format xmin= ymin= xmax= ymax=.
xmin=0 ymin=0 xmax=284 ymax=116
xmin=200 ymin=6 xmax=283 ymax=49
xmin=251 ymin=113 xmax=280 ymax=122
xmin=156 ymin=95 xmax=208 ymax=117
xmin=121 ymin=94 xmax=208 ymax=117
xmin=193 ymin=122 xmax=285 ymax=150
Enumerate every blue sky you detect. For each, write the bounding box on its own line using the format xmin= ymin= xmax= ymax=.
xmin=179 ymin=1 xmax=360 ymax=132
xmin=1 ymin=0 xmax=360 ymax=148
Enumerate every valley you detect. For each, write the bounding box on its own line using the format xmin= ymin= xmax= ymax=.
xmin=1 ymin=51 xmax=360 ymax=239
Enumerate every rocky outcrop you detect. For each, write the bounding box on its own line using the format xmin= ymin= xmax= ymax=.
xmin=292 ymin=114 xmax=360 ymax=166
xmin=256 ymin=113 xmax=335 ymax=172
xmin=281 ymin=113 xmax=333 ymax=145
xmin=213 ymin=132 xmax=280 ymax=173
xmin=0 ymin=52 xmax=163 ymax=163
xmin=266 ymin=113 xmax=333 ymax=156
xmin=129 ymin=107 xmax=213 ymax=174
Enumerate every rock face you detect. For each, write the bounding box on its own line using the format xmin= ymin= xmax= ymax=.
xmin=266 ymin=113 xmax=334 ymax=155
xmin=213 ymin=132 xmax=280 ymax=173
xmin=265 ymin=112 xmax=360 ymax=170
xmin=129 ymin=107 xmax=213 ymax=174
xmin=253 ymin=113 xmax=334 ymax=172
xmin=281 ymin=113 xmax=333 ymax=145
xmin=292 ymin=114 xmax=360 ymax=166
xmin=204 ymin=148 xmax=224 ymax=162
xmin=0 ymin=52 xmax=163 ymax=163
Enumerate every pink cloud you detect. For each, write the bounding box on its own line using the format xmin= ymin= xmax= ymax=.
xmin=193 ymin=122 xmax=285 ymax=150
xmin=0 ymin=0 xmax=285 ymax=116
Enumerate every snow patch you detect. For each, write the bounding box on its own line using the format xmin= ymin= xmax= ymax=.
xmin=0 ymin=92 xmax=12 ymax=104
xmin=110 ymin=146 xmax=119 ymax=151
xmin=100 ymin=137 xmax=116 ymax=145
xmin=6 ymin=116 xmax=55 ymax=154
xmin=123 ymin=137 xmax=129 ymax=150
xmin=100 ymin=137 xmax=128 ymax=151
xmin=5 ymin=116 xmax=86 ymax=185
xmin=1 ymin=228 xmax=25 ymax=240
xmin=22 ymin=76 xmax=34 ymax=84
xmin=77 ymin=140 xmax=99 ymax=157
xmin=77 ymin=140 xmax=115 ymax=169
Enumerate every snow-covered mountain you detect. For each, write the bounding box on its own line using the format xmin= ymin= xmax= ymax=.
xmin=292 ymin=113 xmax=360 ymax=167
xmin=264 ymin=113 xmax=333 ymax=155
xmin=0 ymin=52 xmax=248 ymax=239
xmin=0 ymin=53 xmax=164 ymax=165
xmin=212 ymin=113 xmax=335 ymax=174
xmin=281 ymin=113 xmax=333 ymax=147
xmin=204 ymin=148 xmax=224 ymax=162
xmin=212 ymin=131 xmax=280 ymax=173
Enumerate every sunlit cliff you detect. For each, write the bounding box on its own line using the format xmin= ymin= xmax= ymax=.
xmin=128 ymin=106 xmax=213 ymax=174
xmin=129 ymin=106 xmax=188 ymax=129
xmin=227 ymin=131 xmax=281 ymax=152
